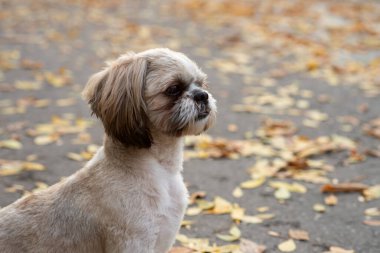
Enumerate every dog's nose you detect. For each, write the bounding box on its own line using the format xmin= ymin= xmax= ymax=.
xmin=193 ymin=90 xmax=209 ymax=103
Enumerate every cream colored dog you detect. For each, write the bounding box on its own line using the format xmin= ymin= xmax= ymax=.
xmin=0 ymin=48 xmax=216 ymax=253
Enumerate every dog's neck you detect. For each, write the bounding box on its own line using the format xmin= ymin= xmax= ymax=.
xmin=103 ymin=134 xmax=184 ymax=174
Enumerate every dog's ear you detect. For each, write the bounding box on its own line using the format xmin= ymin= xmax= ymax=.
xmin=82 ymin=53 xmax=152 ymax=148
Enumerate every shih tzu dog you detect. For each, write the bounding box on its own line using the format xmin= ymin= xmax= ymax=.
xmin=0 ymin=48 xmax=216 ymax=253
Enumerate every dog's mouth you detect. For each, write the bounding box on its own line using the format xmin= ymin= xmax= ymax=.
xmin=196 ymin=103 xmax=210 ymax=121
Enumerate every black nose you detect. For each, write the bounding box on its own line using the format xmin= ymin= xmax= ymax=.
xmin=193 ymin=90 xmax=209 ymax=103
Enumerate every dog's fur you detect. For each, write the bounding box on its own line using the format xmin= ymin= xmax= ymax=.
xmin=0 ymin=48 xmax=216 ymax=253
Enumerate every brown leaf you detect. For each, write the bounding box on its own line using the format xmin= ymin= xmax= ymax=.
xmin=169 ymin=247 xmax=193 ymax=253
xmin=240 ymin=238 xmax=266 ymax=253
xmin=257 ymin=119 xmax=297 ymax=137
xmin=20 ymin=59 xmax=43 ymax=70
xmin=365 ymin=149 xmax=380 ymax=158
xmin=363 ymin=220 xmax=380 ymax=226
xmin=325 ymin=246 xmax=355 ymax=253
xmin=288 ymin=229 xmax=310 ymax=241
xmin=189 ymin=191 xmax=206 ymax=204
xmin=321 ymin=183 xmax=368 ymax=193
xmin=324 ymin=195 xmax=338 ymax=206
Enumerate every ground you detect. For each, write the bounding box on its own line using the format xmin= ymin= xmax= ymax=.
xmin=0 ymin=0 xmax=380 ymax=252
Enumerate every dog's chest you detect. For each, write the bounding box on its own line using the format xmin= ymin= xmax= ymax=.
xmin=153 ymin=172 xmax=188 ymax=252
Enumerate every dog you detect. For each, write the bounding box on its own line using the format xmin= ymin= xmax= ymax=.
xmin=0 ymin=48 xmax=216 ymax=253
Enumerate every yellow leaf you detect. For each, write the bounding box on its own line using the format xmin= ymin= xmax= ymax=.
xmin=363 ymin=185 xmax=380 ymax=201
xmin=196 ymin=199 xmax=214 ymax=210
xmin=364 ymin=207 xmax=380 ymax=217
xmin=231 ymin=207 xmax=245 ymax=221
xmin=34 ymin=135 xmax=58 ymax=145
xmin=232 ymin=187 xmax=243 ymax=198
xmin=175 ymin=234 xmax=189 ymax=243
xmin=66 ymin=152 xmax=84 ymax=162
xmin=0 ymin=165 xmax=23 ymax=176
xmin=180 ymin=220 xmax=194 ymax=227
xmin=210 ymin=197 xmax=233 ymax=214
xmin=80 ymin=151 xmax=93 ymax=160
xmin=56 ymin=98 xmax=76 ymax=107
xmin=229 ymin=225 xmax=241 ymax=237
xmin=23 ymin=162 xmax=45 ymax=171
xmin=216 ymin=225 xmax=241 ymax=242
xmin=255 ymin=213 xmax=275 ymax=220
xmin=241 ymin=215 xmax=263 ymax=224
xmin=269 ymin=181 xmax=307 ymax=193
xmin=313 ymin=203 xmax=326 ymax=213
xmin=240 ymin=177 xmax=266 ymax=189
xmin=14 ymin=80 xmax=41 ymax=90
xmin=32 ymin=182 xmax=49 ymax=193
xmin=0 ymin=139 xmax=22 ymax=150
xmin=274 ymin=188 xmax=291 ymax=200
xmin=278 ymin=239 xmax=296 ymax=252
xmin=186 ymin=207 xmax=202 ymax=216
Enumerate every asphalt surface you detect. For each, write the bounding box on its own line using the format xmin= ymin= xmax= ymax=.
xmin=0 ymin=0 xmax=380 ymax=252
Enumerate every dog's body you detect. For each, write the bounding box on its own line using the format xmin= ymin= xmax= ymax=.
xmin=0 ymin=137 xmax=187 ymax=253
xmin=0 ymin=48 xmax=216 ymax=253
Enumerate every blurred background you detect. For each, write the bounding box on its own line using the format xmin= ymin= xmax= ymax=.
xmin=0 ymin=0 xmax=380 ymax=252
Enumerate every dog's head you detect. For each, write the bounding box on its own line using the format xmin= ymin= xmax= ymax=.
xmin=82 ymin=48 xmax=216 ymax=148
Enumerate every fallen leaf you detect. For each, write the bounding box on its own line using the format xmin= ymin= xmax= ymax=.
xmin=363 ymin=185 xmax=380 ymax=201
xmin=20 ymin=59 xmax=43 ymax=70
xmin=209 ymin=196 xmax=233 ymax=214
xmin=288 ymin=229 xmax=309 ymax=241
xmin=0 ymin=164 xmax=23 ymax=176
xmin=363 ymin=220 xmax=380 ymax=226
xmin=216 ymin=225 xmax=241 ymax=242
xmin=66 ymin=152 xmax=84 ymax=162
xmin=274 ymin=188 xmax=291 ymax=200
xmin=32 ymin=182 xmax=49 ymax=193
xmin=268 ymin=231 xmax=280 ymax=237
xmin=0 ymin=139 xmax=22 ymax=150
xmin=23 ymin=162 xmax=45 ymax=171
xmin=240 ymin=177 xmax=266 ymax=189
xmin=269 ymin=181 xmax=307 ymax=193
xmin=257 ymin=119 xmax=297 ymax=137
xmin=232 ymin=187 xmax=243 ymax=198
xmin=257 ymin=206 xmax=269 ymax=212
xmin=5 ymin=184 xmax=24 ymax=193
xmin=186 ymin=207 xmax=202 ymax=216
xmin=14 ymin=80 xmax=42 ymax=90
xmin=364 ymin=207 xmax=380 ymax=216
xmin=189 ymin=191 xmax=206 ymax=204
xmin=324 ymin=246 xmax=355 ymax=253
xmin=239 ymin=238 xmax=266 ymax=253
xmin=227 ymin=124 xmax=238 ymax=132
xmin=34 ymin=134 xmax=59 ymax=145
xmin=180 ymin=220 xmax=194 ymax=228
xmin=324 ymin=195 xmax=338 ymax=206
xmin=195 ymin=199 xmax=214 ymax=211
xmin=321 ymin=183 xmax=368 ymax=193
xmin=278 ymin=239 xmax=296 ymax=252
xmin=313 ymin=203 xmax=326 ymax=213
xmin=169 ymin=247 xmax=193 ymax=253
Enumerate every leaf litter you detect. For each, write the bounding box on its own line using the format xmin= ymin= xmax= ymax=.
xmin=1 ymin=0 xmax=380 ymax=252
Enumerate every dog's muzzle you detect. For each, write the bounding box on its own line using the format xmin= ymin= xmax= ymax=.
xmin=192 ymin=89 xmax=210 ymax=120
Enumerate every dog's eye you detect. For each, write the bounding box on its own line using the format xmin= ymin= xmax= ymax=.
xmin=165 ymin=85 xmax=181 ymax=96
